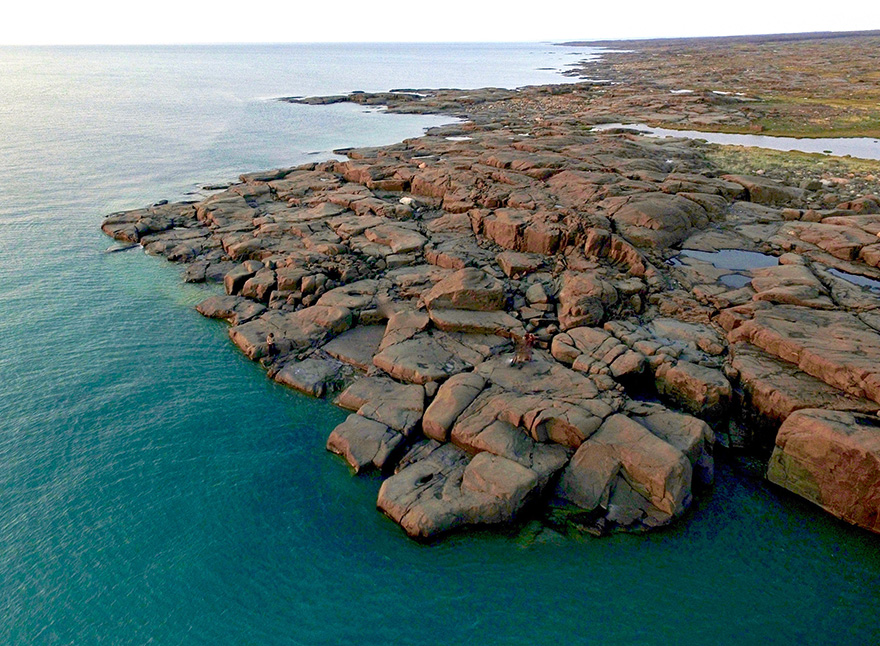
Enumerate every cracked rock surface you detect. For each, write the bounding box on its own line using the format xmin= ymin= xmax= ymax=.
xmin=103 ymin=38 xmax=880 ymax=538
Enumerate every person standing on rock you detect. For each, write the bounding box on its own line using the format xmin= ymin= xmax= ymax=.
xmin=265 ymin=333 xmax=277 ymax=358
xmin=511 ymin=333 xmax=537 ymax=366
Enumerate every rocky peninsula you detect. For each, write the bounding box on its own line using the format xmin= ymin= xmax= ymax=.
xmin=102 ymin=31 xmax=880 ymax=539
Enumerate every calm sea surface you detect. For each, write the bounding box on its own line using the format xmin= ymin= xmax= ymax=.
xmin=1 ymin=43 xmax=879 ymax=646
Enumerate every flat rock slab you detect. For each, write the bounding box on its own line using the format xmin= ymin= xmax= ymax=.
xmin=767 ymin=408 xmax=880 ymax=534
xmin=377 ymin=443 xmax=541 ymax=539
xmin=730 ymin=305 xmax=880 ymax=405
xmin=783 ymin=221 xmax=877 ymax=261
xmin=422 ymin=268 xmax=506 ymax=312
xmin=373 ymin=331 xmax=480 ymax=384
xmin=476 ymin=354 xmax=601 ymax=403
xmin=322 ymin=325 xmax=386 ymax=371
xmin=750 ymin=263 xmax=834 ymax=309
xmin=334 ymin=376 xmax=424 ymax=435
xmin=722 ymin=174 xmax=807 ymax=207
xmin=195 ymin=294 xmax=266 ymax=325
xmin=364 ymin=224 xmax=428 ymax=254
xmin=274 ymin=357 xmax=347 ymax=398
xmin=428 ymin=309 xmax=524 ymax=336
xmin=496 ymin=250 xmax=544 ymax=277
xmin=327 ymin=413 xmax=405 ymax=473
xmin=316 ymin=279 xmax=380 ymax=313
xmin=229 ymin=306 xmax=353 ymax=360
xmin=378 ymin=310 xmax=431 ymax=352
xmin=731 ymin=342 xmax=879 ymax=427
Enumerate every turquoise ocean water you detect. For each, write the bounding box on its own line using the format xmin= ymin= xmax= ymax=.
xmin=1 ymin=43 xmax=879 ymax=645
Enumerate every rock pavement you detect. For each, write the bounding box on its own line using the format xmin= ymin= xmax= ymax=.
xmin=102 ymin=35 xmax=880 ymax=538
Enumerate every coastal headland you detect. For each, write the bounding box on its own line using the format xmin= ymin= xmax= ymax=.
xmin=103 ymin=31 xmax=880 ymax=540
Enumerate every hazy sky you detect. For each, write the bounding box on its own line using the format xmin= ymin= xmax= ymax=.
xmin=3 ymin=0 xmax=878 ymax=45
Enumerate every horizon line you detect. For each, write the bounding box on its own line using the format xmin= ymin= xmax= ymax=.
xmin=2 ymin=27 xmax=879 ymax=48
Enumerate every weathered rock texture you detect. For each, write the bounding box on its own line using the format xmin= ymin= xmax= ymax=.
xmin=768 ymin=410 xmax=880 ymax=533
xmin=102 ymin=32 xmax=880 ymax=538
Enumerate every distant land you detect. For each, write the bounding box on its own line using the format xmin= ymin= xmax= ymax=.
xmin=569 ymin=29 xmax=880 ymax=138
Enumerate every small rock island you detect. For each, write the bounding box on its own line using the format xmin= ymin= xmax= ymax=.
xmin=103 ymin=31 xmax=880 ymax=540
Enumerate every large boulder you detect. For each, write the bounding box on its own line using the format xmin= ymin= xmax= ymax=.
xmin=605 ymin=193 xmax=708 ymax=249
xmin=224 ymin=260 xmax=264 ymax=295
xmin=273 ymin=357 xmax=347 ymax=397
xmin=555 ymin=414 xmax=693 ymax=530
xmin=421 ymin=268 xmax=506 ymax=311
xmin=473 ymin=356 xmax=612 ymax=448
xmin=654 ymin=360 xmax=731 ymax=422
xmin=326 ymin=413 xmax=405 ymax=473
xmin=729 ymin=306 xmax=880 ymax=405
xmin=240 ymin=269 xmax=277 ymax=303
xmin=556 ymin=271 xmax=619 ymax=330
xmin=422 ymin=373 xmax=487 ymax=442
xmin=631 ymin=407 xmax=714 ymax=486
xmin=195 ymin=294 xmax=266 ymax=325
xmin=767 ymin=409 xmax=880 ymax=534
xmin=722 ymin=174 xmax=807 ymax=207
xmin=449 ymin=388 xmax=573 ymax=485
xmin=377 ymin=443 xmax=542 ymax=539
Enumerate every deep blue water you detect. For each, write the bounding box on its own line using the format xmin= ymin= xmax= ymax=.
xmin=1 ymin=43 xmax=879 ymax=646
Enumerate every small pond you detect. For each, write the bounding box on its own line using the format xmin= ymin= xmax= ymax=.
xmin=592 ymin=123 xmax=880 ymax=161
xmin=669 ymin=249 xmax=780 ymax=289
xmin=827 ymin=267 xmax=880 ymax=293
xmin=676 ymin=249 xmax=779 ymax=271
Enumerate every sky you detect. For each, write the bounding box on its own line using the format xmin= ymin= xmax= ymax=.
xmin=2 ymin=0 xmax=879 ymax=45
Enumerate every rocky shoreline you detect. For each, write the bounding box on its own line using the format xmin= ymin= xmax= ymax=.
xmin=102 ymin=32 xmax=880 ymax=539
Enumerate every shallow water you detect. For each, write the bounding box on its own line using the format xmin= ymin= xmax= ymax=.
xmin=678 ymin=248 xmax=780 ymax=271
xmin=718 ymin=273 xmax=753 ymax=288
xmin=592 ymin=123 xmax=880 ymax=160
xmin=826 ymin=267 xmax=880 ymax=292
xmin=2 ymin=44 xmax=880 ymax=646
